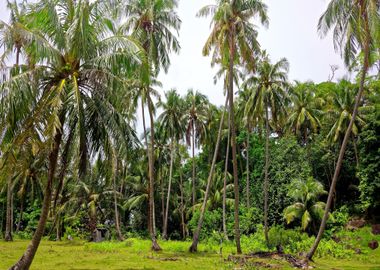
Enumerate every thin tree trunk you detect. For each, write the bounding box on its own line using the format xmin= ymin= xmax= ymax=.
xmin=246 ymin=128 xmax=250 ymax=208
xmin=113 ymin=155 xmax=124 ymax=241
xmin=147 ymin=97 xmax=161 ymax=251
xmin=223 ymin=110 xmax=231 ymax=241
xmin=192 ymin=121 xmax=196 ymax=211
xmin=179 ymin=168 xmax=186 ymax=239
xmin=141 ymin=99 xmax=152 ymax=235
xmin=10 ymin=124 xmax=63 ymax=270
xmin=264 ymin=105 xmax=270 ymax=246
xmin=5 ymin=178 xmax=13 ymax=241
xmin=189 ymin=96 xmax=228 ymax=252
xmin=160 ymin=163 xmax=165 ymax=232
xmin=306 ymin=36 xmax=370 ymax=261
xmin=16 ymin=197 xmax=24 ymax=233
xmin=163 ymin=140 xmax=175 ymax=240
xmin=229 ymin=25 xmax=241 ymax=254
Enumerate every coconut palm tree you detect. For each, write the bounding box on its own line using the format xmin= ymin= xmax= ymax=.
xmin=284 ymin=177 xmax=327 ymax=232
xmin=157 ymin=89 xmax=185 ymax=239
xmin=197 ymin=0 xmax=268 ymax=254
xmin=244 ymin=52 xmax=289 ymax=245
xmin=287 ymin=82 xmax=324 ymax=144
xmin=124 ymin=0 xmax=181 ymax=250
xmin=184 ymin=89 xmax=209 ymax=210
xmin=1 ymin=1 xmax=141 ymax=268
xmin=307 ymin=0 xmax=380 ymax=260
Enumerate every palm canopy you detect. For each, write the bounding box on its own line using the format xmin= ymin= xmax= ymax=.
xmin=284 ymin=177 xmax=327 ymax=231
xmin=326 ymin=81 xmax=365 ymax=143
xmin=318 ymin=0 xmax=380 ymax=67
xmin=184 ymin=89 xmax=209 ymax=148
xmin=124 ymin=0 xmax=181 ymax=74
xmin=0 ymin=0 xmax=141 ymax=174
xmin=243 ymin=51 xmax=289 ymax=129
xmin=287 ymin=81 xmax=324 ymax=142
xmin=197 ymin=0 xmax=268 ymax=70
xmin=157 ymin=89 xmax=185 ymax=142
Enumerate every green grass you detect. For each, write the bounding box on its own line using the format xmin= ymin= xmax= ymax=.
xmin=0 ymin=235 xmax=379 ymax=269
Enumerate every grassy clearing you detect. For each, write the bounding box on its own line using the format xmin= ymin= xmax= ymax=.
xmin=1 ymin=236 xmax=380 ymax=270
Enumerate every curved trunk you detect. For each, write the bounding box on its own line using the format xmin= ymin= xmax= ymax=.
xmin=223 ymin=111 xmax=231 ymax=241
xmin=264 ymin=105 xmax=270 ymax=246
xmin=163 ymin=140 xmax=175 ymax=240
xmin=10 ymin=125 xmax=63 ymax=270
xmin=147 ymin=97 xmax=161 ymax=251
xmin=229 ymin=25 xmax=241 ymax=254
xmin=5 ymin=178 xmax=13 ymax=242
xmin=306 ymin=35 xmax=370 ymax=260
xmin=189 ymin=96 xmax=228 ymax=252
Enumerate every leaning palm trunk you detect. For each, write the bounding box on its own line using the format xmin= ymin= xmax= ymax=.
xmin=163 ymin=140 xmax=175 ymax=240
xmin=113 ymin=156 xmax=124 ymax=241
xmin=147 ymin=98 xmax=161 ymax=251
xmin=264 ymin=105 xmax=270 ymax=246
xmin=179 ymin=168 xmax=186 ymax=239
xmin=5 ymin=178 xmax=13 ymax=242
xmin=223 ymin=111 xmax=231 ymax=241
xmin=229 ymin=26 xmax=242 ymax=254
xmin=10 ymin=127 xmax=63 ymax=270
xmin=306 ymin=40 xmax=370 ymax=261
xmin=189 ymin=96 xmax=228 ymax=252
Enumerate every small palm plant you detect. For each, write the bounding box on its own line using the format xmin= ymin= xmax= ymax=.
xmin=284 ymin=177 xmax=327 ymax=233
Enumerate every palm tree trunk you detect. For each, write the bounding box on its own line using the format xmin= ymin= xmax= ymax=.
xmin=189 ymin=96 xmax=228 ymax=252
xmin=223 ymin=111 xmax=231 ymax=241
xmin=264 ymin=105 xmax=270 ymax=246
xmin=16 ymin=197 xmax=24 ymax=233
xmin=229 ymin=25 xmax=242 ymax=254
xmin=163 ymin=140 xmax=175 ymax=240
xmin=10 ymin=124 xmax=63 ymax=270
xmin=246 ymin=128 xmax=250 ymax=208
xmin=141 ymin=99 xmax=152 ymax=235
xmin=147 ymin=97 xmax=161 ymax=251
xmin=179 ymin=168 xmax=186 ymax=239
xmin=306 ymin=37 xmax=370 ymax=261
xmin=192 ymin=121 xmax=196 ymax=211
xmin=5 ymin=178 xmax=13 ymax=242
xmin=113 ymin=156 xmax=124 ymax=241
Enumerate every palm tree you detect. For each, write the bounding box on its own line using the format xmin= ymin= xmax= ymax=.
xmin=307 ymin=0 xmax=380 ymax=260
xmin=287 ymin=82 xmax=323 ymax=144
xmin=157 ymin=89 xmax=185 ymax=239
xmin=1 ymin=1 xmax=141 ymax=268
xmin=125 ymin=0 xmax=181 ymax=250
xmin=184 ymin=89 xmax=209 ymax=210
xmin=284 ymin=177 xmax=327 ymax=232
xmin=244 ymin=52 xmax=289 ymax=245
xmin=197 ymin=0 xmax=268 ymax=254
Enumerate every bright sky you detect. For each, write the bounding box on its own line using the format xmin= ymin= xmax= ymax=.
xmin=0 ymin=0 xmax=347 ymax=107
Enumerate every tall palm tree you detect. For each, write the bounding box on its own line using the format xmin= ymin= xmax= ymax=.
xmin=307 ymin=0 xmax=380 ymax=260
xmin=184 ymin=89 xmax=209 ymax=210
xmin=197 ymin=0 xmax=268 ymax=254
xmin=244 ymin=52 xmax=289 ymax=245
xmin=1 ymin=1 xmax=141 ymax=268
xmin=157 ymin=89 xmax=185 ymax=239
xmin=125 ymin=0 xmax=181 ymax=250
xmin=287 ymin=82 xmax=323 ymax=144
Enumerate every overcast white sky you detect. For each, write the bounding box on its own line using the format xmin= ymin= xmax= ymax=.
xmin=0 ymin=0 xmax=347 ymax=107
